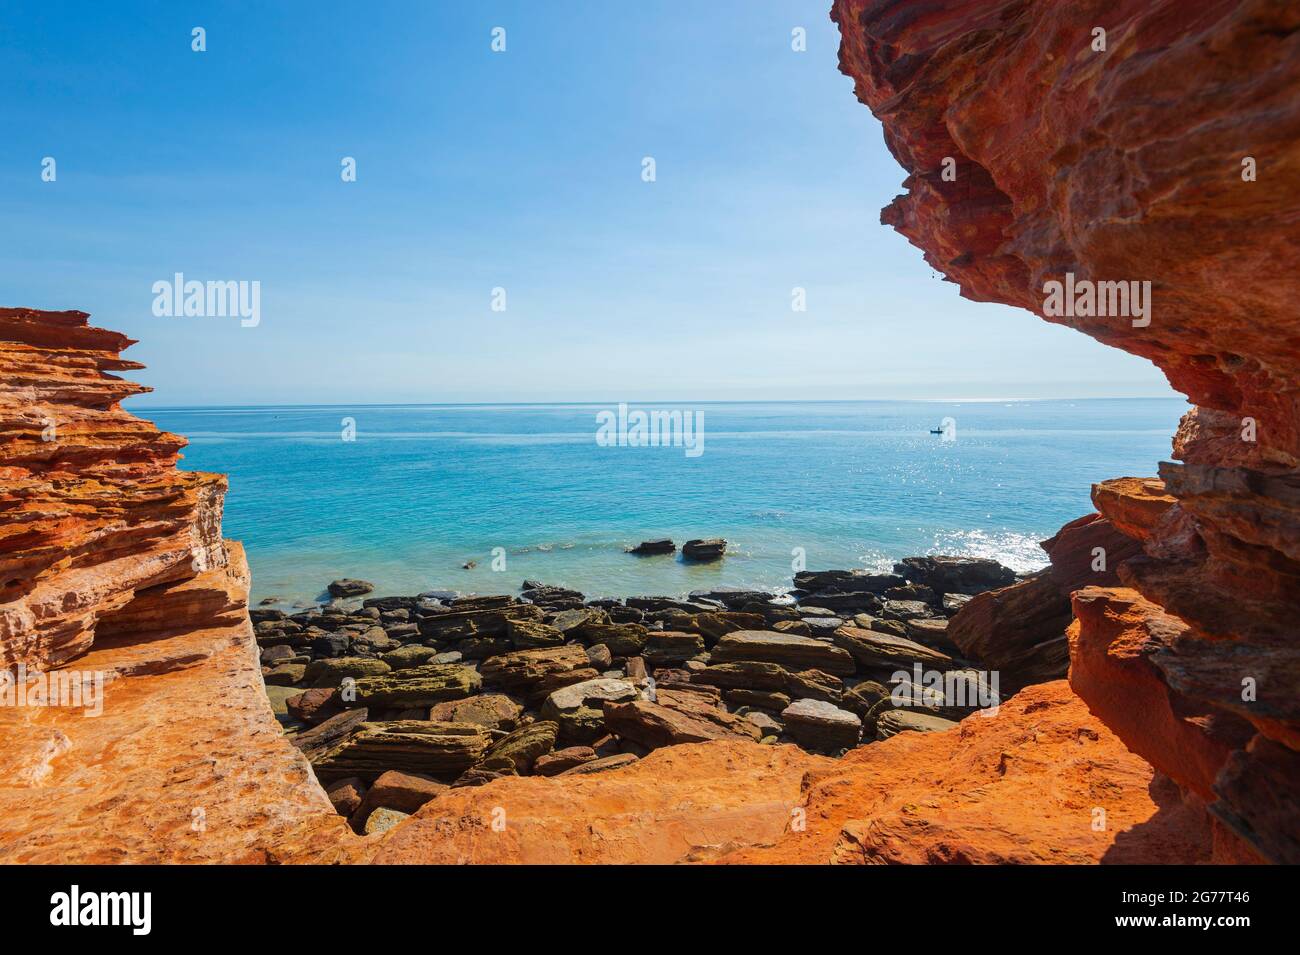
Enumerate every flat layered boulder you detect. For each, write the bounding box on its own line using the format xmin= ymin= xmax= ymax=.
xmin=328 ymin=578 xmax=374 ymax=598
xmin=710 ymin=630 xmax=855 ymax=675
xmin=875 ymin=709 xmax=960 ymax=741
xmin=603 ymin=688 xmax=760 ymax=749
xmin=534 ymin=746 xmax=598 ymax=776
xmin=550 ymin=607 xmax=605 ymax=633
xmin=313 ymin=721 xmax=491 ymax=783
xmin=689 ymin=587 xmax=775 ymax=609
xmin=427 ymin=693 xmax=523 ymax=730
xmin=573 ymin=622 xmax=648 ymax=657
xmin=629 ymin=539 xmax=675 ymax=555
xmin=292 ymin=708 xmax=370 ymax=761
xmin=417 ymin=603 xmax=544 ymax=641
xmin=893 ymin=556 xmax=1016 ymax=596
xmin=479 ymin=721 xmax=558 ymax=774
xmin=380 ymin=645 xmax=441 ymax=670
xmin=831 ymin=627 xmax=953 ymax=672
xmin=305 ymin=656 xmax=391 ymax=688
xmin=947 ymin=572 xmax=1071 ymax=691
xmin=642 ymin=630 xmax=705 ymax=666
xmin=479 ymin=645 xmax=598 ymax=703
xmin=506 ymin=618 xmax=565 ymax=649
xmin=693 ymin=611 xmax=765 ymax=645
xmin=692 ymin=660 xmax=790 ymax=693
xmin=794 ymin=569 xmax=903 ymax=593
xmin=556 ymin=753 xmax=640 ymax=776
xmin=350 ymin=770 xmax=448 ymax=831
xmin=681 ymin=538 xmax=727 ymax=561
xmin=352 ymin=663 xmax=481 ymax=707
xmin=541 ymin=678 xmax=641 ymax=744
xmin=781 ymin=698 xmax=862 ymax=753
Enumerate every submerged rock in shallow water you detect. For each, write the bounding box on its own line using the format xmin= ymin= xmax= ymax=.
xmin=328 ymin=578 xmax=375 ymax=598
xmin=629 ymin=538 xmax=675 ymax=555
xmin=682 ymin=538 xmax=727 ymax=561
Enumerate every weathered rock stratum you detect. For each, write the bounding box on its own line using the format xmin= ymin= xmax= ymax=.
xmin=831 ymin=0 xmax=1299 ymax=861
xmin=0 ymin=308 xmax=349 ymax=862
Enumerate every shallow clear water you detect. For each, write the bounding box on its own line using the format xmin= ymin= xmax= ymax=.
xmin=137 ymin=399 xmax=1186 ymax=605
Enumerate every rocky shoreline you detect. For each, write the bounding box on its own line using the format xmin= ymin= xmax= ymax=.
xmin=258 ymin=554 xmax=1023 ymax=834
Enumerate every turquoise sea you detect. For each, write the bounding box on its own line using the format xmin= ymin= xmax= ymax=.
xmin=137 ymin=399 xmax=1186 ymax=605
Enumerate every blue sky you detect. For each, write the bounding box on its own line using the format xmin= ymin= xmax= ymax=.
xmin=1 ymin=1 xmax=1173 ymax=405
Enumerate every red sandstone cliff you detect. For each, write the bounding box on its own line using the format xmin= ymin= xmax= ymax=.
xmin=0 ymin=308 xmax=349 ymax=862
xmin=830 ymin=0 xmax=1299 ymax=862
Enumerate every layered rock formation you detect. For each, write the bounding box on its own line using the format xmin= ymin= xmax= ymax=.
xmin=831 ymin=0 xmax=1299 ymax=862
xmin=0 ymin=308 xmax=349 ymax=862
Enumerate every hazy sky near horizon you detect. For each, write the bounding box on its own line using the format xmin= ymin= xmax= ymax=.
xmin=2 ymin=1 xmax=1174 ymax=406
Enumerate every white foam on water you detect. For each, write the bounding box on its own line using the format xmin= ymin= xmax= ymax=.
xmin=928 ymin=528 xmax=1050 ymax=573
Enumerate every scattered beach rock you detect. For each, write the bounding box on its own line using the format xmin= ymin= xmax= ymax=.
xmin=351 ymin=770 xmax=447 ymax=831
xmin=603 ymin=687 xmax=759 ymax=749
xmin=305 ymin=656 xmax=392 ymax=688
xmin=831 ymin=627 xmax=954 ymax=672
xmin=363 ymin=807 xmax=409 ymax=835
xmin=263 ymin=663 xmax=306 ymax=686
xmin=875 ymin=709 xmax=960 ymax=740
xmin=260 ymin=552 xmax=1024 ymax=787
xmin=541 ymin=678 xmax=640 ymax=745
xmin=326 ymin=777 xmax=366 ymax=817
xmin=781 ymin=698 xmax=863 ymax=753
xmin=427 ymin=693 xmax=523 ymax=730
xmin=480 ymin=721 xmax=558 ymax=774
xmin=534 ymin=746 xmax=598 ymax=776
xmin=629 ymin=539 xmax=676 ymax=555
xmin=682 ymin=538 xmax=727 ymax=561
xmin=312 ymin=720 xmax=491 ymax=783
xmin=286 ymin=687 xmax=342 ymax=726
xmin=328 ymin=578 xmax=374 ymax=598
xmin=479 ymin=645 xmax=599 ymax=704
xmin=352 ymin=663 xmax=482 ymax=708
xmin=556 ymin=753 xmax=639 ymax=776
xmin=380 ymin=645 xmax=441 ymax=670
xmin=710 ymin=630 xmax=855 ymax=675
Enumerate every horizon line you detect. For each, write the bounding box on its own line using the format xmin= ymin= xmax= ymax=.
xmin=126 ymin=395 xmax=1185 ymax=411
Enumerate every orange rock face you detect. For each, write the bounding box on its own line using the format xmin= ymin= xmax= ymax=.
xmin=0 ymin=308 xmax=230 ymax=668
xmin=360 ymin=742 xmax=826 ymax=864
xmin=831 ymin=0 xmax=1299 ymax=861
xmin=0 ymin=308 xmax=350 ymax=863
xmin=725 ymin=681 xmax=1211 ymax=865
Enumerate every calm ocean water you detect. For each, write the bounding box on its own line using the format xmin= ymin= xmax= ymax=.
xmin=138 ymin=400 xmax=1185 ymax=605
